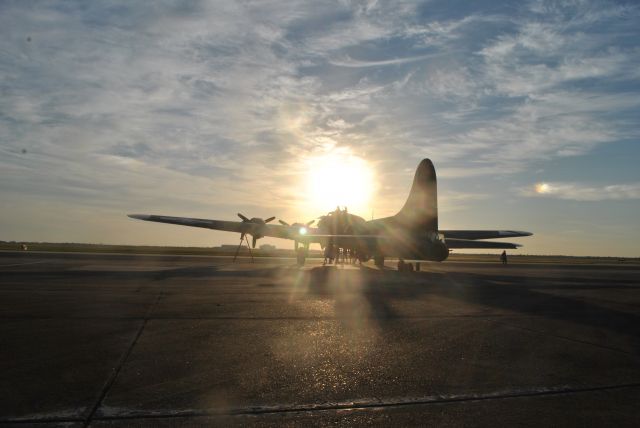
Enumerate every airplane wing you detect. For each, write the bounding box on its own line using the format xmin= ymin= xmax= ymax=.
xmin=128 ymin=214 xmax=308 ymax=240
xmin=128 ymin=214 xmax=384 ymax=244
xmin=129 ymin=214 xmax=247 ymax=233
xmin=301 ymin=234 xmax=382 ymax=245
xmin=445 ymin=238 xmax=521 ymax=249
xmin=441 ymin=230 xmax=532 ymax=240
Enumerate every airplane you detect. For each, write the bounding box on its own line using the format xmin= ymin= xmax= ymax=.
xmin=128 ymin=158 xmax=532 ymax=267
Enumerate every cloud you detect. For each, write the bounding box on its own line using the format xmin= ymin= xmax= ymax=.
xmin=522 ymin=182 xmax=640 ymax=201
xmin=329 ymin=53 xmax=438 ymax=68
xmin=439 ymin=191 xmax=490 ymax=212
xmin=1 ymin=0 xmax=639 ymax=248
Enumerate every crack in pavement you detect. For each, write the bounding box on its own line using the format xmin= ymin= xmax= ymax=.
xmin=82 ymin=290 xmax=165 ymax=427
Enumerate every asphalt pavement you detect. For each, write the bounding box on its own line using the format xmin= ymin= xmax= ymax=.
xmin=1 ymin=251 xmax=640 ymax=427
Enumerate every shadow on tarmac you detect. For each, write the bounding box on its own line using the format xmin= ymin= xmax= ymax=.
xmin=298 ymin=266 xmax=640 ymax=352
xmin=3 ymin=259 xmax=640 ymax=352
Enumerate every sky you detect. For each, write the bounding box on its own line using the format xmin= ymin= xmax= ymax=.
xmin=1 ymin=0 xmax=639 ymax=256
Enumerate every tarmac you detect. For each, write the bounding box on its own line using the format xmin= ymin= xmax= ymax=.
xmin=1 ymin=251 xmax=640 ymax=427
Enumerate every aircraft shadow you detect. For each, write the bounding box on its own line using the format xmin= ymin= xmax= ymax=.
xmin=297 ymin=266 xmax=640 ymax=354
xmin=444 ymin=271 xmax=640 ymax=343
xmin=300 ymin=266 xmax=445 ymax=322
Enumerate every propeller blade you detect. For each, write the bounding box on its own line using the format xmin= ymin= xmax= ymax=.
xmin=306 ymin=220 xmax=315 ymax=226
xmin=264 ymin=216 xmax=276 ymax=223
xmin=252 ymin=236 xmax=257 ymax=248
xmin=238 ymin=213 xmax=250 ymax=222
xmin=278 ymin=219 xmax=290 ymax=226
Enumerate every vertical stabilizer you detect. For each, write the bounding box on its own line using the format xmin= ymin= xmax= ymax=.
xmin=394 ymin=159 xmax=438 ymax=231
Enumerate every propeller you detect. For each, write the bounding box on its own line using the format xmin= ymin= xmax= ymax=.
xmin=237 ymin=212 xmax=275 ymax=248
xmin=278 ymin=219 xmax=315 ymax=227
xmin=278 ymin=219 xmax=315 ymax=250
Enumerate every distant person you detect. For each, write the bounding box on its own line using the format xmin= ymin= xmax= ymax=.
xmin=500 ymin=250 xmax=508 ymax=265
xmin=397 ymin=258 xmax=405 ymax=272
xmin=323 ymin=245 xmax=332 ymax=265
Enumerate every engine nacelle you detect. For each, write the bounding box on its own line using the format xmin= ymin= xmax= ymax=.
xmin=413 ymin=233 xmax=449 ymax=261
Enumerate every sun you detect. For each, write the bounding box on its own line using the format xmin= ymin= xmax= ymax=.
xmin=305 ymin=150 xmax=375 ymax=214
xmin=535 ymin=183 xmax=551 ymax=194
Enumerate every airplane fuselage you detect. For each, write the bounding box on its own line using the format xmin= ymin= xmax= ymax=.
xmin=310 ymin=211 xmax=449 ymax=262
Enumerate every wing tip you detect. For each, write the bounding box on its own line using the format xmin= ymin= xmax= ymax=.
xmin=500 ymin=230 xmax=533 ymax=237
xmin=128 ymin=214 xmax=151 ymax=220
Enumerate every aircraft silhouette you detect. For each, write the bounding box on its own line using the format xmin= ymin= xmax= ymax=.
xmin=128 ymin=159 xmax=531 ymax=267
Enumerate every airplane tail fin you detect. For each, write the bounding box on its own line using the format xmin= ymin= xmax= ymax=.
xmin=394 ymin=158 xmax=438 ymax=231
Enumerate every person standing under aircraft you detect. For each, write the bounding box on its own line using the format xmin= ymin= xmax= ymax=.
xmin=323 ymin=245 xmax=332 ymax=266
xmin=500 ymin=250 xmax=508 ymax=265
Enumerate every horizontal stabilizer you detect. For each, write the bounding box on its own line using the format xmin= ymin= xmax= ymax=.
xmin=442 ymin=230 xmax=532 ymax=240
xmin=445 ymin=238 xmax=522 ymax=249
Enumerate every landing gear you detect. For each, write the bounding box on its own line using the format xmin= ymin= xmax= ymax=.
xmin=233 ymin=233 xmax=254 ymax=263
xmin=397 ymin=258 xmax=415 ymax=272
xmin=374 ymin=255 xmax=385 ymax=268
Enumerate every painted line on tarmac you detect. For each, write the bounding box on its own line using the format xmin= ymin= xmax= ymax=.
xmin=4 ymin=382 xmax=640 ymax=424
xmin=0 ymin=260 xmax=47 ymax=268
xmin=92 ymin=382 xmax=640 ymax=420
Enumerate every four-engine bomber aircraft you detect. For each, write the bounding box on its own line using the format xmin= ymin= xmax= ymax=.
xmin=129 ymin=159 xmax=532 ymax=266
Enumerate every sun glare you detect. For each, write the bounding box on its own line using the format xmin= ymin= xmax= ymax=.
xmin=535 ymin=183 xmax=551 ymax=194
xmin=305 ymin=151 xmax=374 ymax=214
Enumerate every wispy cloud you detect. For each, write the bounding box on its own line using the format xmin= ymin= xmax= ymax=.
xmin=522 ymin=182 xmax=640 ymax=201
xmin=329 ymin=53 xmax=438 ymax=68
